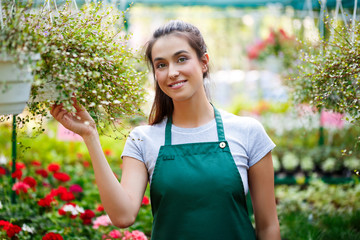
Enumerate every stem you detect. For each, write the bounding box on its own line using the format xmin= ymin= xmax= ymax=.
xmin=10 ymin=114 xmax=17 ymax=204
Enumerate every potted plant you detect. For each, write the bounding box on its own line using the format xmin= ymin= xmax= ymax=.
xmin=288 ymin=20 xmax=360 ymax=144
xmin=1 ymin=1 xmax=147 ymax=136
xmin=30 ymin=1 xmax=146 ymax=135
xmin=0 ymin=1 xmax=41 ymax=115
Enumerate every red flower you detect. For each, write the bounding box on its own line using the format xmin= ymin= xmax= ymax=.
xmin=53 ymin=172 xmax=70 ymax=182
xmin=82 ymin=161 xmax=90 ymax=168
xmin=42 ymin=232 xmax=64 ymax=240
xmin=31 ymin=160 xmax=42 ymax=167
xmin=15 ymin=162 xmax=26 ymax=170
xmin=0 ymin=166 xmax=6 ymax=175
xmin=104 ymin=149 xmax=112 ymax=156
xmin=49 ymin=186 xmax=67 ymax=198
xmin=38 ymin=196 xmax=54 ymax=207
xmin=35 ymin=169 xmax=49 ymax=178
xmin=80 ymin=209 xmax=95 ymax=225
xmin=11 ymin=169 xmax=22 ymax=179
xmin=96 ymin=204 xmax=104 ymax=212
xmin=142 ymin=196 xmax=150 ymax=205
xmin=47 ymin=163 xmax=60 ymax=172
xmin=0 ymin=220 xmax=9 ymax=227
xmin=60 ymin=191 xmax=75 ymax=201
xmin=76 ymin=153 xmax=84 ymax=159
xmin=247 ymin=40 xmax=267 ymax=60
xmin=2 ymin=222 xmax=21 ymax=238
xmin=12 ymin=181 xmax=30 ymax=194
xmin=23 ymin=176 xmax=37 ymax=188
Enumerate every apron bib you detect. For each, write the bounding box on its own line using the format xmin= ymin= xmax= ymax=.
xmin=150 ymin=107 xmax=256 ymax=240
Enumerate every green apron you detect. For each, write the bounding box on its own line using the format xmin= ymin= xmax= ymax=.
xmin=150 ymin=107 xmax=256 ymax=240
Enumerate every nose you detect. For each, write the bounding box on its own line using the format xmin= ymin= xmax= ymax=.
xmin=168 ymin=63 xmax=180 ymax=79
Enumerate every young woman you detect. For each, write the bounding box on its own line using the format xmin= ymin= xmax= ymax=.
xmin=51 ymin=20 xmax=280 ymax=239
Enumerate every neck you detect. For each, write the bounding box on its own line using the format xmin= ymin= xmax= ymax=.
xmin=172 ymin=98 xmax=214 ymax=128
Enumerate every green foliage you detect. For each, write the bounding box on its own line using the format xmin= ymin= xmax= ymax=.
xmin=277 ymin=179 xmax=360 ymax=239
xmin=289 ymin=21 xmax=360 ymax=125
xmin=0 ymin=121 xmax=151 ymax=239
xmin=0 ymin=1 xmax=147 ymax=137
xmin=0 ymin=1 xmax=40 ymax=66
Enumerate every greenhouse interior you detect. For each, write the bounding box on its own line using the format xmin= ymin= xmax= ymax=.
xmin=0 ymin=0 xmax=359 ymax=239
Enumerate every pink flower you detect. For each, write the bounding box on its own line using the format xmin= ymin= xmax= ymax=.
xmin=69 ymin=184 xmax=83 ymax=193
xmin=122 ymin=230 xmax=148 ymax=240
xmin=109 ymin=229 xmax=122 ymax=238
xmin=12 ymin=181 xmax=30 ymax=194
xmin=92 ymin=215 xmax=112 ymax=229
xmin=247 ymin=40 xmax=267 ymax=60
xmin=320 ymin=110 xmax=344 ymax=129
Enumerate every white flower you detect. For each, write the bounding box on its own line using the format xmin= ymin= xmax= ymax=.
xmin=0 ymin=201 xmax=2 ymax=209
xmin=22 ymin=224 xmax=35 ymax=233
xmin=282 ymin=152 xmax=299 ymax=171
xmin=321 ymin=157 xmax=337 ymax=172
xmin=0 ymin=154 xmax=7 ymax=165
xmin=300 ymin=156 xmax=314 ymax=172
xmin=63 ymin=204 xmax=84 ymax=215
xmin=113 ymin=100 xmax=120 ymax=104
xmin=344 ymin=157 xmax=359 ymax=170
xmin=75 ymin=205 xmax=85 ymax=214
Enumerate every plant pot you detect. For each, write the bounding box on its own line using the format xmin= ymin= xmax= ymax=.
xmin=0 ymin=55 xmax=34 ymax=115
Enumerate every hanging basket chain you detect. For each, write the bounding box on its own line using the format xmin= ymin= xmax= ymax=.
xmin=352 ymin=0 xmax=358 ymax=42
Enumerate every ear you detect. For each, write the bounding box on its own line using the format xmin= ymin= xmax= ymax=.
xmin=201 ymin=53 xmax=209 ymax=73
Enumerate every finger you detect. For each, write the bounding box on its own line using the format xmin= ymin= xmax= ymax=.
xmin=58 ymin=109 xmax=69 ymax=121
xmin=51 ymin=104 xmax=64 ymax=118
xmin=71 ymin=97 xmax=85 ymax=112
xmin=50 ymin=104 xmax=59 ymax=115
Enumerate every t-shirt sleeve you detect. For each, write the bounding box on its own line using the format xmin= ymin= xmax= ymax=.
xmin=121 ymin=127 xmax=145 ymax=163
xmin=247 ymin=118 xmax=276 ymax=167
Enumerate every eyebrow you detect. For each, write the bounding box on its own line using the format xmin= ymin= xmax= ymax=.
xmin=153 ymin=50 xmax=189 ymax=62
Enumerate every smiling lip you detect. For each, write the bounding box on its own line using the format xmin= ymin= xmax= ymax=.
xmin=169 ymin=80 xmax=187 ymax=89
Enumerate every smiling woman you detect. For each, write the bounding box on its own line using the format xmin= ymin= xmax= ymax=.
xmin=50 ymin=20 xmax=280 ymax=240
xmin=151 ymin=35 xmax=209 ymax=106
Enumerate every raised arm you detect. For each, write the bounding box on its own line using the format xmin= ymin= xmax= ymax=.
xmin=248 ymin=151 xmax=280 ymax=240
xmin=50 ymin=103 xmax=148 ymax=228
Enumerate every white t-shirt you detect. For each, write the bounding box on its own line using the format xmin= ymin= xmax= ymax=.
xmin=121 ymin=109 xmax=275 ymax=194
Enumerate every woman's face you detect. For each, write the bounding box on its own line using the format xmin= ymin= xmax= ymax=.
xmin=151 ymin=34 xmax=209 ymax=104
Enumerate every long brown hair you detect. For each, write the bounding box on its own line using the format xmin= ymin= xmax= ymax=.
xmin=145 ymin=20 xmax=210 ymax=125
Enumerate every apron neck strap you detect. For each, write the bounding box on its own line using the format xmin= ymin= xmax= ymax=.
xmin=165 ymin=104 xmax=226 ymax=146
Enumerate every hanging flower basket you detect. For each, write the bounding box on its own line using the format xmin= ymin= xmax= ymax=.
xmin=0 ymin=1 xmax=41 ymax=116
xmin=0 ymin=54 xmax=36 ymax=115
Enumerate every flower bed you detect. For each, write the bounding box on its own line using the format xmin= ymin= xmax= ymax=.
xmin=0 ymin=122 xmax=151 ymax=240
